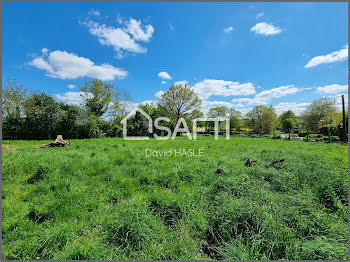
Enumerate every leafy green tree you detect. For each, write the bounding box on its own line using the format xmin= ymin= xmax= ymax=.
xmin=2 ymin=79 xmax=28 ymax=139
xmin=2 ymin=78 xmax=28 ymax=119
xmin=300 ymin=97 xmax=337 ymax=136
xmin=245 ymin=105 xmax=265 ymax=131
xmin=188 ymin=109 xmax=205 ymax=129
xmin=189 ymin=109 xmax=204 ymax=120
xmin=109 ymin=88 xmax=132 ymax=120
xmin=208 ymin=106 xmax=229 ymax=118
xmin=207 ymin=106 xmax=229 ymax=131
xmin=279 ymin=110 xmax=297 ymax=128
xmin=57 ymin=103 xmax=79 ymax=138
xmin=282 ymin=118 xmax=295 ymax=139
xmin=319 ymin=111 xmax=344 ymax=140
xmin=261 ymin=108 xmax=277 ymax=134
xmin=229 ymin=108 xmax=243 ymax=130
xmin=245 ymin=105 xmax=277 ymax=134
xmin=57 ymin=103 xmax=102 ymax=139
xmin=122 ymin=103 xmax=162 ymax=137
xmin=80 ymin=79 xmax=116 ymax=117
xmin=24 ymin=92 xmax=63 ymax=139
xmin=2 ymin=117 xmax=26 ymax=140
xmin=127 ymin=111 xmax=150 ymax=137
xmin=158 ymin=84 xmax=201 ymax=124
xmin=139 ymin=103 xmax=160 ymax=119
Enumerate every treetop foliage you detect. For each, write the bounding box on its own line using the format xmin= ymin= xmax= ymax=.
xmin=80 ymin=79 xmax=116 ymax=117
xmin=157 ymin=84 xmax=201 ymax=121
xmin=2 ymin=78 xmax=346 ymax=140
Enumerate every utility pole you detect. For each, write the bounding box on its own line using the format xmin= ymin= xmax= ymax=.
xmin=341 ymin=94 xmax=347 ymax=142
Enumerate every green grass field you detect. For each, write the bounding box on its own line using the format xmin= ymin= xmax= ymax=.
xmin=2 ymin=137 xmax=348 ymax=260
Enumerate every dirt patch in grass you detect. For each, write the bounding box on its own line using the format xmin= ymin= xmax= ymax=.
xmin=3 ymin=146 xmax=18 ymax=152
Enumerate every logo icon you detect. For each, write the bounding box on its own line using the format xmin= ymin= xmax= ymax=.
xmin=121 ymin=107 xmax=230 ymax=140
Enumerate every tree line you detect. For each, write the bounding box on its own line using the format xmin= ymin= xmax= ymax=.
xmin=2 ymin=78 xmax=347 ymax=140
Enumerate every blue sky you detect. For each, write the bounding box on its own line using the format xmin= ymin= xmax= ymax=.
xmin=3 ymin=2 xmax=348 ymax=115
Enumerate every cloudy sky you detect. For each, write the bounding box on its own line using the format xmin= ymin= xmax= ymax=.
xmin=3 ymin=2 xmax=348 ymax=115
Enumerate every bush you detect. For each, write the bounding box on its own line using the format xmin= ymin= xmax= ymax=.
xmin=321 ymin=136 xmax=340 ymax=142
xmin=331 ymin=136 xmax=340 ymax=141
xmin=309 ymin=134 xmax=322 ymax=138
xmin=272 ymin=130 xmax=282 ymax=139
xmin=298 ymin=131 xmax=308 ymax=137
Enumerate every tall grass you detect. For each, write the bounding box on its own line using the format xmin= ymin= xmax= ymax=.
xmin=2 ymin=137 xmax=348 ymax=259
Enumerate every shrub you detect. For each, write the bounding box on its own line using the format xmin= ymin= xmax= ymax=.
xmin=272 ymin=130 xmax=282 ymax=139
xmin=298 ymin=131 xmax=308 ymax=137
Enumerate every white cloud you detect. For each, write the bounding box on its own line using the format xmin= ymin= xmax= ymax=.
xmin=316 ymin=84 xmax=348 ymax=94
xmin=54 ymin=91 xmax=84 ymax=105
xmin=124 ymin=100 xmax=158 ymax=112
xmin=67 ymin=84 xmax=76 ymax=89
xmin=161 ymin=80 xmax=167 ymax=84
xmin=255 ymin=85 xmax=301 ymax=99
xmin=88 ymin=9 xmax=100 ymax=17
xmin=256 ymin=12 xmax=264 ymax=19
xmin=274 ymin=102 xmax=310 ymax=115
xmin=41 ymin=48 xmax=49 ymax=56
xmin=117 ymin=14 xmax=123 ymax=24
xmin=232 ymin=85 xmax=302 ymax=105
xmin=238 ymin=107 xmax=253 ymax=115
xmin=29 ymin=50 xmax=127 ymax=80
xmin=29 ymin=57 xmax=53 ymax=72
xmin=191 ymin=79 xmax=256 ymax=99
xmin=158 ymin=71 xmax=172 ymax=80
xmin=201 ymin=100 xmax=234 ymax=115
xmin=200 ymin=100 xmax=253 ymax=116
xmin=125 ymin=18 xmax=154 ymax=42
xmin=250 ymin=22 xmax=282 ymax=36
xmin=155 ymin=90 xmax=164 ymax=98
xmin=87 ymin=23 xmax=145 ymax=57
xmin=154 ymin=82 xmax=307 ymax=116
xmin=305 ymin=44 xmax=348 ymax=68
xmin=224 ymin=26 xmax=234 ymax=33
xmin=232 ymin=97 xmax=269 ymax=106
xmin=83 ymin=17 xmax=154 ymax=58
xmin=140 ymin=100 xmax=156 ymax=105
xmin=234 ymin=103 xmax=245 ymax=108
xmin=174 ymin=80 xmax=188 ymax=86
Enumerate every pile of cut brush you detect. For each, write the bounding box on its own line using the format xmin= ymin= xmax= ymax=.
xmin=40 ymin=135 xmax=70 ymax=148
